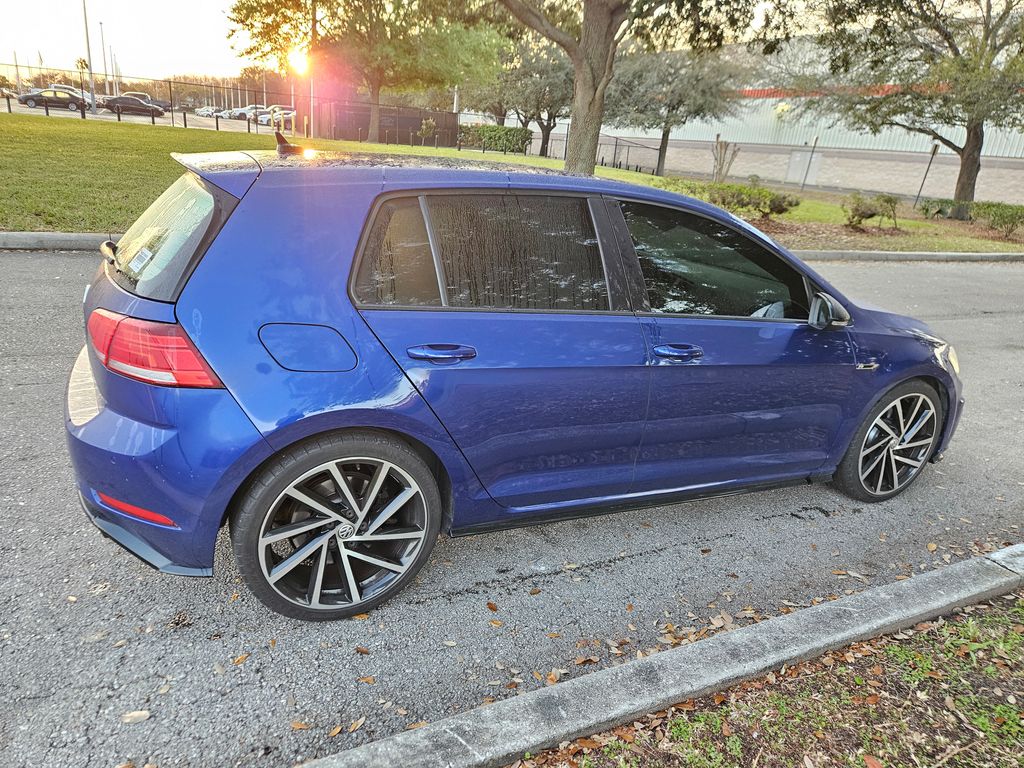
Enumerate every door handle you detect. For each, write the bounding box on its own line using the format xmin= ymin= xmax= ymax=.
xmin=653 ymin=344 xmax=704 ymax=362
xmin=407 ymin=344 xmax=478 ymax=364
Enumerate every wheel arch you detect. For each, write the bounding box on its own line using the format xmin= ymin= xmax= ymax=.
xmin=220 ymin=425 xmax=456 ymax=536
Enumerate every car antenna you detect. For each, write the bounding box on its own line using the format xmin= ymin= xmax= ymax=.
xmin=275 ymin=131 xmax=304 ymax=156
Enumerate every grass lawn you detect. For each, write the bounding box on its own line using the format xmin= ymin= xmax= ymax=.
xmin=512 ymin=593 xmax=1024 ymax=768
xmin=2 ymin=111 xmax=1022 ymax=253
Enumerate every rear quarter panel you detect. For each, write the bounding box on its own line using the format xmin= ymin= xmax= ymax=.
xmin=174 ymin=169 xmax=498 ymax=526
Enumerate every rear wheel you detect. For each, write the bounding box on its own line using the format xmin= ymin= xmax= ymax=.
xmin=833 ymin=380 xmax=943 ymax=502
xmin=231 ymin=432 xmax=440 ymax=620
xmin=25 ymin=98 xmax=36 ymax=108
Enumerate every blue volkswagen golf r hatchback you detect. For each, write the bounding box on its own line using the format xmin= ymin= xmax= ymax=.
xmin=65 ymin=140 xmax=964 ymax=620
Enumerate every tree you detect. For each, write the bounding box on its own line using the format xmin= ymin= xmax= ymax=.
xmin=229 ymin=0 xmax=500 ymax=142
xmin=802 ymin=0 xmax=1024 ymax=215
xmin=506 ymin=37 xmax=574 ymax=156
xmin=496 ymin=0 xmax=793 ymax=175
xmin=605 ymin=48 xmax=747 ymax=175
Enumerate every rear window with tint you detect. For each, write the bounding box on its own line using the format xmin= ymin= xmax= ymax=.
xmin=353 ymin=193 xmax=608 ymax=312
xmin=110 ymin=173 xmax=234 ymax=301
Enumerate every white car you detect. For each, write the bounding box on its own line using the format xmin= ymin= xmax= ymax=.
xmin=259 ymin=109 xmax=294 ymax=128
xmin=194 ymin=106 xmax=217 ymax=118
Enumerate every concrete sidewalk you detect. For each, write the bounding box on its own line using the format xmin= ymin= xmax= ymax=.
xmin=304 ymin=545 xmax=1024 ymax=768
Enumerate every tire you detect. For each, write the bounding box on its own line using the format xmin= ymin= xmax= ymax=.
xmin=833 ymin=379 xmax=944 ymax=502
xmin=68 ymin=102 xmax=78 ymax=111
xmin=230 ymin=431 xmax=441 ymax=621
xmin=25 ymin=98 xmax=36 ymax=108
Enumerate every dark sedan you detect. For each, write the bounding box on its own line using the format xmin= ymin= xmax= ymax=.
xmin=103 ymin=95 xmax=165 ymax=117
xmin=18 ymin=89 xmax=88 ymax=111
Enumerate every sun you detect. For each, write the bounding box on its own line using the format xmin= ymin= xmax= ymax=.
xmin=287 ymin=47 xmax=308 ymax=75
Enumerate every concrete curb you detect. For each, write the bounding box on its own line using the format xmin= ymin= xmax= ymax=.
xmin=304 ymin=544 xmax=1024 ymax=768
xmin=0 ymin=232 xmax=1021 ymax=261
xmin=0 ymin=231 xmax=122 ymax=251
xmin=794 ymin=249 xmax=1024 ymax=262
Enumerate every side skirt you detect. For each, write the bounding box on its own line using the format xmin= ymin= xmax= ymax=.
xmin=449 ymin=472 xmax=833 ymax=538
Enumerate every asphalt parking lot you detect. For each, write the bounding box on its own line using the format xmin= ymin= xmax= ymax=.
xmin=0 ymin=256 xmax=1021 ymax=768
xmin=6 ymin=99 xmax=272 ymax=133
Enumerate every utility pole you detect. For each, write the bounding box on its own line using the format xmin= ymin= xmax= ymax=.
xmin=81 ymin=0 xmax=97 ymax=113
xmin=100 ymin=22 xmax=109 ymax=95
xmin=13 ymin=51 xmax=22 ymax=94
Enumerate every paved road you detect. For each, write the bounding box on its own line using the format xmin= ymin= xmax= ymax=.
xmin=6 ymin=99 xmax=272 ymax=133
xmin=0 ymin=256 xmax=1021 ymax=768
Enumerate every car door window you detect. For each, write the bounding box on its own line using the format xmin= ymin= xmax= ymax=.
xmin=354 ymin=193 xmax=610 ymax=312
xmin=620 ymin=201 xmax=809 ymax=320
xmin=427 ymin=194 xmax=609 ymax=311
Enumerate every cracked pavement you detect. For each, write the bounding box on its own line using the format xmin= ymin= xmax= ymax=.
xmin=0 ymin=255 xmax=1021 ymax=767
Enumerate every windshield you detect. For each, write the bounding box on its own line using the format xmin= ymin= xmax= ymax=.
xmin=111 ymin=173 xmax=234 ymax=301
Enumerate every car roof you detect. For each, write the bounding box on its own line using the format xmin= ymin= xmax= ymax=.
xmin=170 ymin=149 xmax=725 ymax=217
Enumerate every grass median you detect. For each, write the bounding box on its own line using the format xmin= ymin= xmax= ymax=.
xmin=2 ymin=111 xmax=1022 ymax=253
xmin=512 ymin=593 xmax=1024 ymax=768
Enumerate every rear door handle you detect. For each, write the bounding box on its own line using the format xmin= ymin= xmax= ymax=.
xmin=653 ymin=343 xmax=704 ymax=362
xmin=407 ymin=344 xmax=478 ymax=364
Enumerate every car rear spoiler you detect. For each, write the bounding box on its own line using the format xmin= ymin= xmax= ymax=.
xmin=169 ymin=151 xmax=261 ymax=199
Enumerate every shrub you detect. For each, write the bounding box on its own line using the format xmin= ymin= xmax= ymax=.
xmin=918 ymin=198 xmax=949 ymax=219
xmin=874 ymin=193 xmax=901 ymax=228
xmin=417 ymin=118 xmax=437 ymax=141
xmin=842 ymin=192 xmax=882 ymax=228
xmin=975 ymin=201 xmax=1024 ymax=239
xmin=655 ymin=178 xmax=800 ymax=219
xmin=458 ymin=124 xmax=532 ymax=153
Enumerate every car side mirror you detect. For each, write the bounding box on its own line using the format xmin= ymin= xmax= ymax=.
xmin=808 ymin=292 xmax=851 ymax=331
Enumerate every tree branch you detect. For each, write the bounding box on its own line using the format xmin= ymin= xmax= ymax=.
xmin=497 ymin=0 xmax=578 ymax=55
xmin=889 ymin=119 xmax=963 ymax=154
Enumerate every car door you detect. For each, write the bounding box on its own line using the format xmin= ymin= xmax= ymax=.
xmin=353 ymin=189 xmax=649 ymax=510
xmin=607 ymin=197 xmax=858 ymax=494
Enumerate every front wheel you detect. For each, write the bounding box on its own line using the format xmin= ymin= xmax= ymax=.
xmin=25 ymin=98 xmax=37 ymax=108
xmin=68 ymin=102 xmax=79 ymax=111
xmin=833 ymin=380 xmax=943 ymax=502
xmin=231 ymin=431 xmax=441 ymax=621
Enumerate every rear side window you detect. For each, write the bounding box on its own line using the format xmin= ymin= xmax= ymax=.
xmin=352 ymin=198 xmax=442 ymax=306
xmin=353 ymin=193 xmax=609 ymax=312
xmin=110 ymin=173 xmax=235 ymax=302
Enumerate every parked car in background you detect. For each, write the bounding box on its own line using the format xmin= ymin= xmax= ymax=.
xmin=228 ymin=104 xmax=264 ymax=119
xmin=18 ymin=88 xmax=88 ymax=111
xmin=48 ymin=84 xmax=95 ymax=106
xmin=103 ymin=95 xmax=165 ymax=117
xmin=259 ymin=107 xmax=294 ymax=128
xmin=194 ymin=106 xmax=217 ymax=118
xmin=121 ymin=90 xmax=172 ymax=110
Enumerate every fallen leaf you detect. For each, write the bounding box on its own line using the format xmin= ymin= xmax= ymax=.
xmin=328 ymin=725 xmax=343 ymax=738
xmin=357 ymin=676 xmax=375 ymax=685
xmin=291 ymin=721 xmax=310 ymax=731
xmin=864 ymin=756 xmax=884 ymax=768
xmin=269 ymin=638 xmax=277 ymax=648
xmin=546 ymin=632 xmax=561 ymax=638
xmin=487 ymin=601 xmax=498 ymax=612
xmin=865 ymin=694 xmax=880 ymax=705
xmin=529 ymin=588 xmax=541 ymax=595
xmin=722 ymin=720 xmax=732 ymax=736
xmin=352 ymin=613 xmax=370 ymax=620
xmin=355 ymin=646 xmax=370 ymax=655
xmin=406 ymin=721 xmax=428 ymax=730
xmin=349 ymin=716 xmax=366 ymax=733
xmin=626 ymin=603 xmax=634 ymax=612
xmin=927 ymin=543 xmax=937 ymax=553
xmin=443 ymin=640 xmax=457 ymax=647
xmin=489 ymin=619 xmax=503 ymax=628
xmin=713 ymin=693 xmax=727 ymax=705
xmin=578 ymin=737 xmax=602 ymax=750
xmin=121 ymin=710 xmax=150 ymax=724
xmin=233 ymin=653 xmax=250 ymax=665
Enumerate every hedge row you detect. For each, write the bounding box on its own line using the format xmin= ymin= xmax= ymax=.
xmin=457 ymin=124 xmax=533 ymax=153
xmin=655 ymin=178 xmax=800 ymax=219
xmin=921 ymin=198 xmax=1024 ymax=239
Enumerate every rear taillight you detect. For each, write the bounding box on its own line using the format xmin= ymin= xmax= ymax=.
xmin=87 ymin=308 xmax=222 ymax=388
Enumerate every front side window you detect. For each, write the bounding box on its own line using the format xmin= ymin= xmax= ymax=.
xmin=354 ymin=193 xmax=610 ymax=312
xmin=620 ymin=201 xmax=809 ymax=320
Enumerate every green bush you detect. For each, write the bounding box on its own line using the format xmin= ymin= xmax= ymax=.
xmin=919 ymin=198 xmax=956 ymax=219
xmin=655 ymin=178 xmax=800 ymax=219
xmin=458 ymin=124 xmax=532 ymax=153
xmin=875 ymin=193 xmax=901 ymax=228
xmin=842 ymin=192 xmax=883 ymax=228
xmin=975 ymin=201 xmax=1024 ymax=239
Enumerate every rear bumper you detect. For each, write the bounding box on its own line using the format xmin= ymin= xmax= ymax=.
xmin=78 ymin=491 xmax=211 ymax=576
xmin=65 ymin=346 xmax=273 ymax=574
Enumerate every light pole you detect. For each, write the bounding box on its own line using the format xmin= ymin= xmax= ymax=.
xmin=81 ymin=0 xmax=97 ymax=113
xmin=100 ymin=22 xmax=109 ymax=95
xmin=288 ymin=47 xmax=310 ymax=137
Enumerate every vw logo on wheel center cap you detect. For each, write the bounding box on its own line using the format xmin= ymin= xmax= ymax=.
xmin=335 ymin=522 xmax=355 ymax=540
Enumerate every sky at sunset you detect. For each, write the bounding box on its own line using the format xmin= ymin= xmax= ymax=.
xmin=1 ymin=1 xmax=258 ymax=78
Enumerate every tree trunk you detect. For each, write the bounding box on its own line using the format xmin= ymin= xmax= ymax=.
xmin=367 ymin=82 xmax=381 ymax=143
xmin=952 ymin=121 xmax=984 ymax=219
xmin=539 ymin=120 xmax=555 ymax=157
xmin=564 ymin=3 xmax=626 ymax=175
xmin=495 ymin=111 xmax=507 ymax=126
xmin=656 ymin=125 xmax=672 ymax=176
